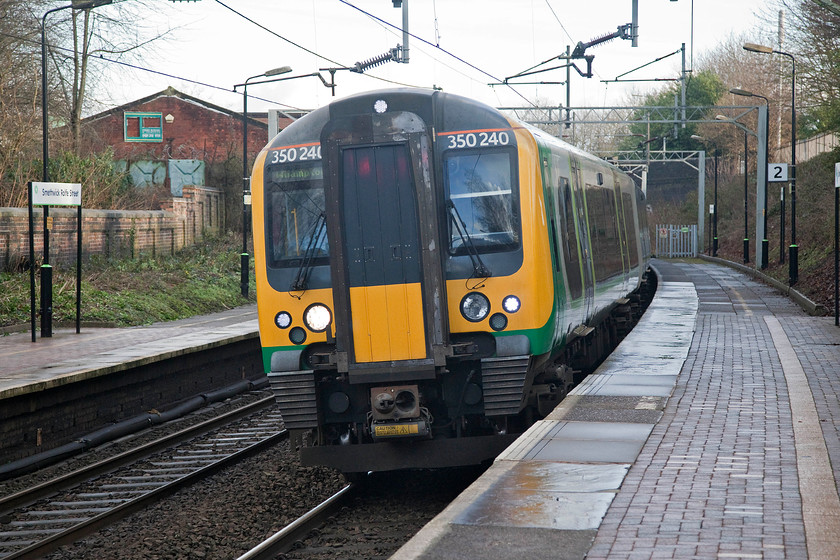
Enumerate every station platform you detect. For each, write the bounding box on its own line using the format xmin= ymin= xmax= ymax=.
xmin=0 ymin=305 xmax=258 ymax=400
xmin=396 ymin=259 xmax=840 ymax=560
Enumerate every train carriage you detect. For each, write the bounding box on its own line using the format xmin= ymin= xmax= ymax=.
xmin=250 ymin=89 xmax=651 ymax=474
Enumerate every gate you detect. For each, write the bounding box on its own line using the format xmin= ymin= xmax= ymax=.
xmin=655 ymin=224 xmax=698 ymax=258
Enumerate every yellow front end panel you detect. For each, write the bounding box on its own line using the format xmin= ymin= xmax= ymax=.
xmin=350 ymin=283 xmax=426 ymax=363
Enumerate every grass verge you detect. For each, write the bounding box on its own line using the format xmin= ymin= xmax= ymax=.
xmin=0 ymin=232 xmax=255 ymax=329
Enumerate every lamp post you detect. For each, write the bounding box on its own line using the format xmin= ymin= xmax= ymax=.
xmin=235 ymin=66 xmax=292 ymax=299
xmin=744 ymin=42 xmax=797 ymax=284
xmin=691 ymin=134 xmax=719 ymax=257
xmin=233 ymin=69 xmax=334 ymax=298
xmin=730 ymin=87 xmax=770 ymax=268
xmin=716 ymin=113 xmax=751 ymax=264
xmin=743 ymin=128 xmax=749 ymax=263
xmin=39 ymin=0 xmax=113 ymax=338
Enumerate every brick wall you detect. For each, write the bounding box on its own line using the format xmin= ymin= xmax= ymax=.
xmin=0 ymin=185 xmax=223 ymax=270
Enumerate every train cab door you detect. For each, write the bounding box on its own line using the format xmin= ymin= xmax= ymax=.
xmin=340 ymin=144 xmax=425 ymax=363
xmin=571 ymin=159 xmax=595 ymax=320
xmin=320 ymin=110 xmax=449 ymax=380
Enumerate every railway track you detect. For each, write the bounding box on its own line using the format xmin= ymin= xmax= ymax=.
xmin=0 ymin=396 xmax=285 ymax=560
xmin=235 ymin=484 xmax=355 ymax=560
xmin=238 ymin=468 xmax=483 ymax=560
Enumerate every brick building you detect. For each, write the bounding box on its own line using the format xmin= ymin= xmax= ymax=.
xmin=0 ymin=89 xmax=303 ymax=271
xmin=79 ymin=86 xmax=297 ymax=194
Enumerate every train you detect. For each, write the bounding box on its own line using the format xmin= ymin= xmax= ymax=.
xmin=250 ymin=88 xmax=652 ymax=475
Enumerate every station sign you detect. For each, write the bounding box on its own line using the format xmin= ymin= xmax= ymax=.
xmin=768 ymin=163 xmax=789 ymax=182
xmin=31 ymin=182 xmax=82 ymax=206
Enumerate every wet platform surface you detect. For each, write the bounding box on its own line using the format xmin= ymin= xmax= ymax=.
xmin=0 ymin=305 xmax=258 ymax=399
xmin=397 ymin=260 xmax=840 ymax=560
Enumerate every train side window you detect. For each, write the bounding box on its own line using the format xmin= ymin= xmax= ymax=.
xmin=623 ymin=192 xmax=639 ymax=267
xmin=265 ymin=163 xmax=329 ymax=267
xmin=558 ymin=176 xmax=582 ymax=300
xmin=444 ymin=150 xmax=520 ymax=255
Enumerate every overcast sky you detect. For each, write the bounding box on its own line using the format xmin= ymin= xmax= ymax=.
xmin=96 ymin=0 xmax=775 ymax=115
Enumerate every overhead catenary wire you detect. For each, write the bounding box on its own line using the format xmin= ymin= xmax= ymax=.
xmin=338 ymin=0 xmax=537 ymax=107
xmin=213 ymin=0 xmax=420 ymax=90
xmin=0 ymin=29 xmax=307 ymax=112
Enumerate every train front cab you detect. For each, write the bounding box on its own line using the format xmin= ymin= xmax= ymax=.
xmin=254 ymin=91 xmax=557 ymax=474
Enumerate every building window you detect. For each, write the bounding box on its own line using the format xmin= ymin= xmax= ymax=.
xmin=124 ymin=112 xmax=163 ymax=142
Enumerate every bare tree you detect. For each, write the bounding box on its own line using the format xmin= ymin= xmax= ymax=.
xmin=44 ymin=0 xmax=175 ymax=153
xmin=0 ymin=0 xmax=45 ymax=206
xmin=693 ymin=32 xmax=786 ymax=161
xmin=753 ymin=1 xmax=840 ymax=135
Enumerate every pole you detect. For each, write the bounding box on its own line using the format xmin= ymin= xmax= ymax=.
xmin=788 ymin=52 xmax=797 ymax=285
xmin=744 ymin=131 xmax=749 ymax=263
xmin=241 ymin=83 xmax=250 ymax=299
xmin=713 ymin=151 xmax=718 ymax=257
xmin=40 ymin=8 xmax=61 ymax=339
xmin=708 ymin=208 xmax=712 ymax=253
xmin=28 ymin=183 xmax=36 ymax=343
xmin=565 ymin=45 xmax=571 ymax=129
xmin=835 ymin=161 xmax=840 ymax=326
xmin=76 ymin=204 xmax=82 ymax=333
xmin=401 ymin=0 xmax=409 ymax=63
xmin=760 ymin=104 xmax=769 ymax=269
xmin=780 ymin=185 xmax=785 ymax=264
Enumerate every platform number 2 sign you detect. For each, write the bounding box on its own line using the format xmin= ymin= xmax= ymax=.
xmin=768 ymin=163 xmax=789 ymax=182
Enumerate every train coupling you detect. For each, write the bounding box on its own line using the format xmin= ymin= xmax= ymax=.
xmin=369 ymin=385 xmax=432 ymax=440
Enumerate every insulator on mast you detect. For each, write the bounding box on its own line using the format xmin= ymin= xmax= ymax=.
xmin=351 ymin=50 xmax=395 ymax=73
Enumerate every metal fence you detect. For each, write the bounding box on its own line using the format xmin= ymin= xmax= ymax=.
xmin=655 ymin=224 xmax=698 ymax=258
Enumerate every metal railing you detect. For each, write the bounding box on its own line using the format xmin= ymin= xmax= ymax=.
xmin=655 ymin=224 xmax=698 ymax=258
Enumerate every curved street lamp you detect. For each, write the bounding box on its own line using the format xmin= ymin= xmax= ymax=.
xmin=232 ymin=67 xmax=335 ymax=299
xmin=730 ymin=87 xmax=770 ymax=269
xmin=744 ymin=42 xmax=798 ymax=284
xmin=38 ymin=0 xmax=114 ymax=339
xmin=235 ymin=66 xmax=292 ymax=298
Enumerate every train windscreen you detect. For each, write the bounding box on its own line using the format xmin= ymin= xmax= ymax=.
xmin=444 ymin=151 xmax=519 ymax=255
xmin=265 ymin=163 xmax=328 ymax=268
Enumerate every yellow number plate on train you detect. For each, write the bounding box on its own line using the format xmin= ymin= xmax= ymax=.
xmin=374 ymin=423 xmax=420 ymax=437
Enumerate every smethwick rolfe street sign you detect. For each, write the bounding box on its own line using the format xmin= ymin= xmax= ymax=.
xmin=31 ymin=182 xmax=82 ymax=206
xmin=27 ymin=181 xmax=84 ymax=342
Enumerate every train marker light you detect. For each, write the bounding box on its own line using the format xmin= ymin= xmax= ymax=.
xmin=461 ymin=293 xmax=490 ymax=322
xmin=304 ymin=304 xmax=331 ymax=332
xmin=274 ymin=311 xmax=292 ymax=329
xmin=503 ymin=295 xmax=521 ymax=313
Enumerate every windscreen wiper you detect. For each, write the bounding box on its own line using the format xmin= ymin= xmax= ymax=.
xmin=447 ymin=200 xmax=491 ymax=278
xmin=290 ymin=212 xmax=327 ymax=292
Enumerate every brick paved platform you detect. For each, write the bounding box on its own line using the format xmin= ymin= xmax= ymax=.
xmin=0 ymin=305 xmax=258 ymax=399
xmin=397 ymin=260 xmax=840 ymax=560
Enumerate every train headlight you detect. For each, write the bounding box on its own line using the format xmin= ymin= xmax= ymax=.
xmin=304 ymin=304 xmax=331 ymax=332
xmin=274 ymin=311 xmax=292 ymax=329
xmin=460 ymin=292 xmax=490 ymax=322
xmin=502 ymin=295 xmax=521 ymax=314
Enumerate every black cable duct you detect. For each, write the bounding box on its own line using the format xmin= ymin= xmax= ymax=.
xmin=0 ymin=377 xmax=270 ymax=481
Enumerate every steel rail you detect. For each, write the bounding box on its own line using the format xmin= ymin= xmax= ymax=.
xmin=235 ymin=484 xmax=356 ymax=560
xmin=1 ymin=397 xmax=285 ymax=560
xmin=0 ymin=395 xmax=276 ymax=514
